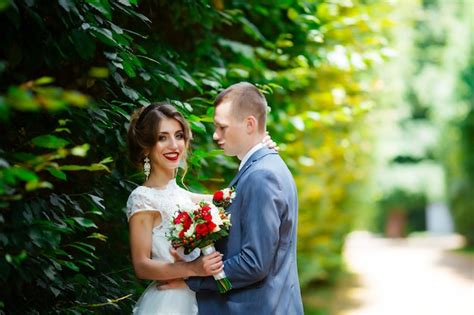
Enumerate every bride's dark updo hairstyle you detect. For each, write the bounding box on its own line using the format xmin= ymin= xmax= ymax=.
xmin=127 ymin=103 xmax=192 ymax=168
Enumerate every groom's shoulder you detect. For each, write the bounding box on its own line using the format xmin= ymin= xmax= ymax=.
xmin=247 ymin=152 xmax=290 ymax=179
xmin=241 ymin=158 xmax=294 ymax=196
xmin=259 ymin=150 xmax=290 ymax=170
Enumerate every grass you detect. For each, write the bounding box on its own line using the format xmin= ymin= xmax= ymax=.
xmin=302 ymin=272 xmax=362 ymax=315
xmin=452 ymin=246 xmax=474 ymax=256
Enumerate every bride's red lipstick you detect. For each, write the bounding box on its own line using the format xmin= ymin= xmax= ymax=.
xmin=164 ymin=152 xmax=179 ymax=161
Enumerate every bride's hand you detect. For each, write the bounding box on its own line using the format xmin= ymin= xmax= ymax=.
xmin=169 ymin=248 xmax=183 ymax=262
xmin=191 ymin=252 xmax=223 ymax=276
xmin=262 ymin=132 xmax=280 ymax=152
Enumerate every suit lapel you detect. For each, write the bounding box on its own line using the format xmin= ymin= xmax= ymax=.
xmin=228 ymin=147 xmax=277 ymax=188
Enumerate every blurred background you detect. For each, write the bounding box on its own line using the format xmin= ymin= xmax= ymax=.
xmin=0 ymin=0 xmax=472 ymax=314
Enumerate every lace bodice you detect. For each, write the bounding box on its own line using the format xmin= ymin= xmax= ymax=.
xmin=126 ymin=179 xmax=199 ymax=314
xmin=126 ymin=179 xmax=195 ymax=261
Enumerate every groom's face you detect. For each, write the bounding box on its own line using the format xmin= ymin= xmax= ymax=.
xmin=213 ymin=100 xmax=246 ymax=157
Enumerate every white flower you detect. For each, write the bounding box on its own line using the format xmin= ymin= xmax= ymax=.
xmin=221 ymin=188 xmax=236 ymax=201
xmin=210 ymin=204 xmax=222 ymax=232
xmin=184 ymin=224 xmax=195 ymax=238
xmin=222 ymin=213 xmax=231 ymax=226
xmin=222 ymin=188 xmax=232 ymax=200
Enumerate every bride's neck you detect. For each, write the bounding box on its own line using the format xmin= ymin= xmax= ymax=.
xmin=145 ymin=168 xmax=175 ymax=188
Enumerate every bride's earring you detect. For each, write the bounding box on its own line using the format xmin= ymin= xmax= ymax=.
xmin=143 ymin=156 xmax=151 ymax=180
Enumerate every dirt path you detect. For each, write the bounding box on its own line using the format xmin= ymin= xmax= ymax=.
xmin=337 ymin=232 xmax=474 ymax=315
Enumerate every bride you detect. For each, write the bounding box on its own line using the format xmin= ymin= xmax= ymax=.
xmin=126 ymin=103 xmax=223 ymax=314
xmin=126 ymin=103 xmax=276 ymax=314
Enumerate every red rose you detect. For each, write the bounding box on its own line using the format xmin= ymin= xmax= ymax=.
xmin=203 ymin=213 xmax=213 ymax=222
xmin=201 ymin=204 xmax=211 ymax=212
xmin=207 ymin=221 xmax=216 ymax=232
xmin=213 ymin=191 xmax=224 ymax=201
xmin=195 ymin=223 xmax=209 ymax=236
xmin=174 ymin=212 xmax=192 ymax=230
xmin=184 ymin=218 xmax=193 ymax=230
xmin=174 ymin=212 xmax=189 ymax=224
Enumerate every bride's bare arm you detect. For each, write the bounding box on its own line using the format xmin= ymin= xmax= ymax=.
xmin=187 ymin=191 xmax=213 ymax=204
xmin=129 ymin=211 xmax=223 ymax=280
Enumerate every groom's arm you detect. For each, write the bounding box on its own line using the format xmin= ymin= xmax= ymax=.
xmin=186 ymin=169 xmax=282 ymax=292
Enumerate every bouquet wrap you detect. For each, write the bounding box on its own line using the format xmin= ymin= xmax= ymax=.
xmin=201 ymin=244 xmax=232 ymax=293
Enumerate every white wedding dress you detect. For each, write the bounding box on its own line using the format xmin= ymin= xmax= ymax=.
xmin=126 ymin=179 xmax=199 ymax=315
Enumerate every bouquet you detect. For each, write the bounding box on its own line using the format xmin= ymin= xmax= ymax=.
xmin=168 ymin=187 xmax=235 ymax=293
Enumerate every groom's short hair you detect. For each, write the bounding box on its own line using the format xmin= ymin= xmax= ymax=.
xmin=214 ymin=82 xmax=267 ymax=131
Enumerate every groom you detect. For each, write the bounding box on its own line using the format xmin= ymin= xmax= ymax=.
xmin=164 ymin=82 xmax=303 ymax=314
xmin=189 ymin=82 xmax=303 ymax=314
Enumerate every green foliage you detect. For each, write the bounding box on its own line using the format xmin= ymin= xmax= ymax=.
xmin=282 ymin=2 xmax=393 ymax=285
xmin=381 ymin=0 xmax=474 ymax=245
xmin=449 ymin=103 xmax=474 ymax=245
xmin=374 ymin=188 xmax=427 ymax=235
xmin=0 ymin=0 xmax=392 ymax=312
xmin=447 ymin=38 xmax=474 ymax=245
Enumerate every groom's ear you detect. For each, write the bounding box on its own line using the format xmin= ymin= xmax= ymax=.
xmin=245 ymin=115 xmax=258 ymax=134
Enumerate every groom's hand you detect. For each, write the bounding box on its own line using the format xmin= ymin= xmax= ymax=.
xmin=157 ymin=278 xmax=188 ymax=290
xmin=192 ymin=252 xmax=223 ymax=277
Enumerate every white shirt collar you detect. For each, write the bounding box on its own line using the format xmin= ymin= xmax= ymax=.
xmin=239 ymin=143 xmax=264 ymax=171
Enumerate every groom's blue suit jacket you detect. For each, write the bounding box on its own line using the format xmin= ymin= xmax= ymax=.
xmin=186 ymin=147 xmax=304 ymax=315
